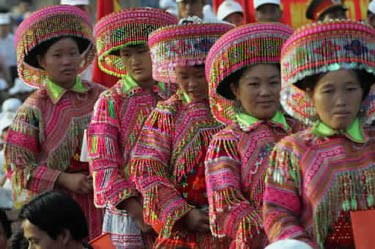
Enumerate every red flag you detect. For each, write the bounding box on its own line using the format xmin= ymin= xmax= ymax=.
xmin=92 ymin=0 xmax=121 ymax=88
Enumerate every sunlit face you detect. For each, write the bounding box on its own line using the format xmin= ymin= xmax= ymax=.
xmin=230 ymin=64 xmax=281 ymax=119
xmin=23 ymin=219 xmax=65 ymax=249
xmin=175 ymin=65 xmax=208 ymax=102
xmin=120 ymin=45 xmax=153 ymax=87
xmin=308 ymin=69 xmax=363 ymax=130
xmin=255 ymin=4 xmax=282 ymax=22
xmin=37 ymin=38 xmax=81 ymax=89
xmin=224 ymin=12 xmax=243 ymax=26
xmin=178 ymin=0 xmax=204 ymax=19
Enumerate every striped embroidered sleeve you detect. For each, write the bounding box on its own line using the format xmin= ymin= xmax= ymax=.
xmin=129 ymin=104 xmax=193 ymax=239
xmin=5 ymin=105 xmax=61 ymax=197
xmin=88 ymin=93 xmax=138 ymax=208
xmin=205 ymin=130 xmax=262 ymax=247
xmin=263 ymin=137 xmax=316 ymax=247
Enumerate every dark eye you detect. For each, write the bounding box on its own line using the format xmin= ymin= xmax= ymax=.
xmin=270 ymin=81 xmax=280 ymax=86
xmin=248 ymin=82 xmax=259 ymax=87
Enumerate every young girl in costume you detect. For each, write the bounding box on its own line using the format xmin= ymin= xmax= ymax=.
xmin=129 ymin=19 xmax=233 ymax=248
xmin=6 ymin=5 xmax=105 ymax=239
xmin=263 ymin=19 xmax=375 ymax=249
xmin=88 ymin=8 xmax=178 ymax=248
xmin=204 ymin=23 xmax=298 ymax=249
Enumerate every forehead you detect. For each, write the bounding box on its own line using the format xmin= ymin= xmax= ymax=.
xmin=23 ymin=219 xmax=46 ymax=239
xmin=256 ymin=3 xmax=280 ymax=11
xmin=120 ymin=45 xmax=148 ymax=52
xmin=175 ymin=65 xmax=205 ymax=73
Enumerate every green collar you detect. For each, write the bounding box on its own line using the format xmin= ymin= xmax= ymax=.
xmin=311 ymin=118 xmax=367 ymax=143
xmin=182 ymin=91 xmax=192 ymax=104
xmin=46 ymin=76 xmax=87 ymax=104
xmin=236 ymin=110 xmax=290 ymax=132
xmin=122 ymin=74 xmax=166 ymax=94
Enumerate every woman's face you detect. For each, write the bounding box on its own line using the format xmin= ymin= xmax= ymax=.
xmin=37 ymin=38 xmax=81 ymax=89
xmin=23 ymin=219 xmax=65 ymax=249
xmin=309 ymin=69 xmax=363 ymax=130
xmin=231 ymin=64 xmax=281 ymax=119
xmin=175 ymin=65 xmax=208 ymax=102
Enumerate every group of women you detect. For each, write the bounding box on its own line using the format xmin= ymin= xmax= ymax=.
xmin=3 ymin=3 xmax=375 ymax=249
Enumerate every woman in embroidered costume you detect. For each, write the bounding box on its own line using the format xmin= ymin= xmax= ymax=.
xmin=5 ymin=5 xmax=105 ymax=239
xmin=204 ymin=23 xmax=298 ymax=249
xmin=129 ymin=19 xmax=233 ymax=249
xmin=87 ymin=8 xmax=178 ymax=249
xmin=263 ymin=20 xmax=375 ymax=249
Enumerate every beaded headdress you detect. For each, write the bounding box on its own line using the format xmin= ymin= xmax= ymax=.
xmin=205 ymin=23 xmax=293 ymax=126
xmin=148 ymin=20 xmax=233 ymax=83
xmin=281 ymin=19 xmax=375 ymax=125
xmin=94 ymin=8 xmax=178 ymax=77
xmin=15 ymin=5 xmax=94 ymax=88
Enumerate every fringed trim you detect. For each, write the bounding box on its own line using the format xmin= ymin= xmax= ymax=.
xmin=88 ymin=134 xmax=119 ymax=160
xmin=172 ymin=121 xmax=222 ymax=181
xmin=11 ymin=105 xmax=45 ymax=143
xmin=313 ymin=165 xmax=375 ymax=249
xmin=142 ymin=184 xmax=194 ymax=238
xmin=130 ymin=158 xmax=166 ymax=179
xmin=209 ymin=187 xmax=262 ymax=240
xmin=266 ymin=145 xmax=302 ymax=195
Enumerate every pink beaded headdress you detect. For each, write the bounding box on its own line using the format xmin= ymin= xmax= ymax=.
xmin=280 ymin=19 xmax=375 ymax=125
xmin=205 ymin=23 xmax=293 ymax=126
xmin=148 ymin=21 xmax=233 ymax=83
xmin=94 ymin=8 xmax=178 ymax=77
xmin=15 ymin=5 xmax=94 ymax=88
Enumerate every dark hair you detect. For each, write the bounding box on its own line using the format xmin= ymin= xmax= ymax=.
xmin=24 ymin=36 xmax=91 ymax=69
xmin=297 ymin=69 xmax=374 ymax=99
xmin=19 ymin=191 xmax=88 ymax=241
xmin=0 ymin=209 xmax=11 ymax=239
xmin=112 ymin=43 xmax=148 ymax=56
xmin=8 ymin=230 xmax=28 ymax=249
xmin=217 ymin=64 xmax=281 ymax=99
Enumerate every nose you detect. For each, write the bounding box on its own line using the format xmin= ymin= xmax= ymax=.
xmin=259 ymin=84 xmax=272 ymax=97
xmin=130 ymin=56 xmax=141 ymax=66
xmin=335 ymin=92 xmax=347 ymax=107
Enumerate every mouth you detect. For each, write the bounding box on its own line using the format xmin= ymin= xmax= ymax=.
xmin=333 ymin=111 xmax=351 ymax=117
xmin=257 ymin=100 xmax=275 ymax=105
xmin=61 ymin=69 xmax=75 ymax=75
xmin=132 ymin=68 xmax=144 ymax=74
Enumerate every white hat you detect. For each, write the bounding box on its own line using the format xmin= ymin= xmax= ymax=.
xmin=160 ymin=0 xmax=177 ymax=9
xmin=60 ymin=0 xmax=90 ymax=5
xmin=0 ymin=112 xmax=16 ymax=134
xmin=254 ymin=0 xmax=281 ymax=9
xmin=2 ymin=98 xmax=21 ymax=113
xmin=369 ymin=1 xmax=375 ymax=15
xmin=265 ymin=240 xmax=313 ymax=249
xmin=0 ymin=13 xmax=10 ymax=25
xmin=9 ymin=78 xmax=34 ymax=95
xmin=217 ymin=0 xmax=243 ymax=20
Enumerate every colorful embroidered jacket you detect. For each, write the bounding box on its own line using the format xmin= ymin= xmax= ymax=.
xmin=130 ymin=90 xmax=229 ymax=249
xmin=263 ymin=119 xmax=375 ymax=249
xmin=5 ymin=78 xmax=105 ymax=239
xmin=205 ymin=111 xmax=301 ymax=249
xmin=87 ymin=74 xmax=177 ymax=208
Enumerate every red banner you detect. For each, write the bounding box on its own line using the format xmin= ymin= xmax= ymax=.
xmin=213 ymin=0 xmax=370 ymax=29
xmin=92 ymin=0 xmax=121 ymax=88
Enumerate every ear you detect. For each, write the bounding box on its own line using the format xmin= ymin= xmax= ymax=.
xmin=229 ymin=82 xmax=239 ymax=100
xmin=58 ymin=229 xmax=72 ymax=246
xmin=305 ymin=87 xmax=315 ymax=104
xmin=36 ymin=54 xmax=46 ymax=70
